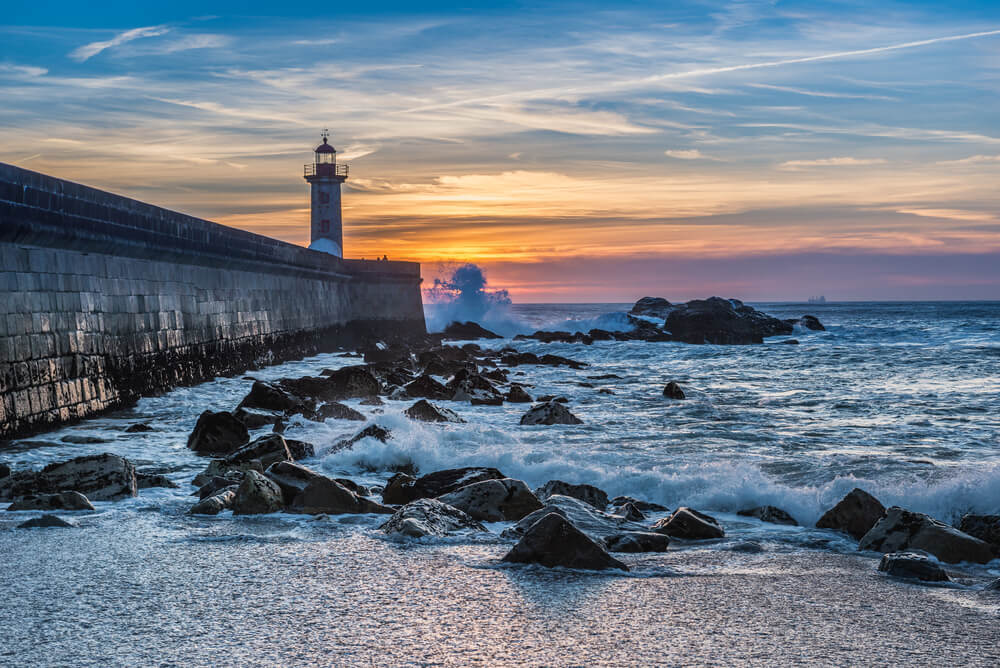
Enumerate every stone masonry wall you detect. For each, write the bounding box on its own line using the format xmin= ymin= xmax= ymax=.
xmin=0 ymin=163 xmax=425 ymax=439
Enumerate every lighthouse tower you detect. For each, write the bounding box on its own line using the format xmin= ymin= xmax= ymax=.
xmin=304 ymin=131 xmax=349 ymax=257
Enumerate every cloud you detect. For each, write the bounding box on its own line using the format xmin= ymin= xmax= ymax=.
xmin=748 ymin=83 xmax=898 ymax=101
xmin=936 ymin=154 xmax=1000 ymax=165
xmin=665 ymin=149 xmax=721 ymax=160
xmin=69 ymin=25 xmax=171 ymax=62
xmin=894 ymin=208 xmax=997 ymax=222
xmin=780 ymin=157 xmax=888 ymax=169
xmin=0 ymin=63 xmax=48 ymax=77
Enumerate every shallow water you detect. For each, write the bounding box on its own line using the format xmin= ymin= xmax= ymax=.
xmin=2 ymin=301 xmax=999 ymax=664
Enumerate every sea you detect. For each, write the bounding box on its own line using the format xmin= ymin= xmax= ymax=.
xmin=2 ymin=301 xmax=999 ymax=666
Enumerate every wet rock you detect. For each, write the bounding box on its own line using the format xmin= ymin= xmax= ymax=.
xmin=442 ymin=321 xmax=503 ymax=340
xmin=360 ymin=396 xmax=384 ymax=406
xmin=535 ymin=480 xmax=608 ymax=510
xmin=232 ymin=407 xmax=284 ymax=430
xmin=8 ymin=491 xmax=95 ymax=511
xmin=501 ymin=352 xmax=587 ymax=369
xmin=17 ymin=514 xmax=75 ymax=529
xmin=506 ymin=384 xmax=533 ymax=403
xmin=729 ymin=541 xmax=765 ymax=553
xmin=605 ymin=531 xmax=670 ymax=553
xmin=663 ymin=381 xmax=685 ymax=400
xmin=859 ymin=506 xmax=994 ymax=564
xmin=958 ymin=514 xmax=1000 ymax=554
xmin=520 ymin=401 xmax=583 ymax=426
xmin=136 ymin=473 xmax=179 ymax=490
xmin=878 ymin=552 xmax=950 ymax=582
xmin=232 ymin=471 xmax=284 ymax=515
xmin=283 ymin=439 xmax=315 ymax=461
xmin=380 ymin=498 xmax=486 ymax=537
xmin=264 ymin=461 xmax=323 ymax=504
xmin=448 ymin=369 xmax=504 ymax=405
xmin=438 ymin=478 xmax=543 ymax=522
xmin=816 ymin=488 xmax=886 ymax=539
xmin=290 ymin=477 xmax=394 ymax=515
xmin=781 ymin=339 xmax=799 ymax=345
xmin=224 ymin=433 xmax=294 ymax=469
xmin=0 ymin=453 xmax=137 ymax=502
xmin=189 ymin=488 xmax=237 ymax=515
xmin=403 ymin=374 xmax=452 ymax=401
xmin=382 ymin=467 xmax=507 ymax=505
xmin=738 ymin=505 xmax=799 ymax=526
xmin=322 ymin=365 xmax=381 ymax=399
xmin=238 ymin=380 xmax=305 ymax=412
xmin=503 ymin=512 xmax=628 ymax=571
xmin=404 ymin=399 xmax=465 ymax=423
xmin=652 ymin=507 xmax=725 ymax=539
xmin=797 ymin=315 xmax=826 ymax=331
xmin=482 ymin=368 xmax=509 ymax=383
xmin=610 ymin=496 xmax=668 ymax=513
xmin=315 ymin=402 xmax=366 ymax=422
xmin=60 ymin=435 xmax=108 ymax=444
xmin=630 ymin=297 xmax=674 ymax=319
xmin=194 ymin=476 xmax=242 ymax=500
xmin=663 ymin=297 xmax=793 ymax=345
xmin=334 ymin=478 xmax=371 ymax=497
xmin=0 ymin=463 xmax=10 ymax=479
xmin=612 ymin=502 xmax=646 ymax=522
xmin=187 ymin=411 xmax=249 ymax=456
xmin=124 ymin=423 xmax=154 ymax=433
xmin=191 ymin=459 xmax=262 ymax=488
xmin=332 ymin=424 xmax=392 ymax=453
xmin=506 ymin=494 xmax=647 ymax=541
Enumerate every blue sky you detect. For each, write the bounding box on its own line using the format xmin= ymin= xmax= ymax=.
xmin=2 ymin=1 xmax=999 ymax=300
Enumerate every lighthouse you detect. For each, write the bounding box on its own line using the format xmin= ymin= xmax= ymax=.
xmin=304 ymin=130 xmax=349 ymax=257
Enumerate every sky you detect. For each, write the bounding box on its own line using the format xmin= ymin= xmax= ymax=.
xmin=2 ymin=0 xmax=999 ymax=302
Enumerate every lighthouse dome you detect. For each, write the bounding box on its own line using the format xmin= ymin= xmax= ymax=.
xmin=315 ymin=137 xmax=336 ymax=154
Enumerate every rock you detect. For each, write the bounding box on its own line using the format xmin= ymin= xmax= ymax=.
xmin=662 ymin=381 xmax=685 ymax=400
xmin=0 ymin=453 xmax=137 ymax=502
xmin=283 ymin=439 xmax=315 ymax=460
xmin=191 ymin=459 xmax=261 ymax=488
xmin=501 ymin=352 xmax=587 ymax=369
xmin=187 ymin=411 xmax=249 ymax=456
xmin=332 ymin=424 xmax=392 ymax=453
xmin=442 ymin=321 xmax=503 ymax=340
xmin=438 ymin=478 xmax=543 ymax=522
xmin=482 ymin=368 xmax=509 ymax=383
xmin=321 ymin=365 xmax=381 ymax=399
xmin=194 ymin=476 xmax=242 ymax=500
xmin=124 ymin=423 xmax=154 ymax=433
xmin=264 ymin=461 xmax=323 ymax=503
xmin=404 ymin=374 xmax=452 ymax=401
xmin=729 ymin=541 xmax=765 ymax=553
xmin=238 ymin=380 xmax=304 ymax=412
xmin=189 ymin=488 xmax=237 ymax=515
xmin=816 ymin=488 xmax=886 ymax=539
xmin=334 ymin=478 xmax=371 ymax=497
xmin=232 ymin=407 xmax=284 ymax=429
xmin=798 ymin=315 xmax=826 ymax=331
xmin=630 ymin=297 xmax=674 ymax=319
xmin=290 ymin=477 xmax=394 ymax=515
xmin=737 ymin=505 xmax=798 ymax=526
xmin=0 ymin=463 xmax=10 ymax=478
xmin=605 ymin=531 xmax=670 ymax=553
xmin=503 ymin=512 xmax=628 ymax=571
xmin=609 ymin=496 xmax=668 ymax=513
xmin=315 ymin=402 xmax=366 ymax=422
xmin=506 ymin=494 xmax=647 ymax=540
xmin=663 ymin=297 xmax=793 ymax=345
xmin=8 ymin=491 xmax=95 ymax=511
xmin=506 ymin=384 xmax=532 ymax=403
xmin=878 ymin=552 xmax=950 ymax=582
xmin=360 ymin=396 xmax=384 ymax=406
xmin=60 ymin=435 xmax=108 ymax=444
xmin=652 ymin=507 xmax=725 ymax=539
xmin=859 ymin=507 xmax=994 ymax=564
xmin=535 ymin=480 xmax=609 ymax=510
xmin=520 ymin=401 xmax=583 ymax=426
xmin=958 ymin=514 xmax=1000 ymax=554
xmin=380 ymin=498 xmax=486 ymax=537
xmin=382 ymin=467 xmax=507 ymax=505
xmin=135 ymin=473 xmax=179 ymax=490
xmin=231 ymin=471 xmax=284 ymax=515
xmin=781 ymin=339 xmax=799 ymax=345
xmin=224 ymin=433 xmax=294 ymax=468
xmin=17 ymin=514 xmax=74 ymax=529
xmin=404 ymin=400 xmax=466 ymax=423
xmin=986 ymin=578 xmax=1000 ymax=591
xmin=448 ymin=369 xmax=504 ymax=405
xmin=612 ymin=502 xmax=646 ymax=522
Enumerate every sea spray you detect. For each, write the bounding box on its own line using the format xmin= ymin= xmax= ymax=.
xmin=423 ymin=263 xmax=527 ymax=335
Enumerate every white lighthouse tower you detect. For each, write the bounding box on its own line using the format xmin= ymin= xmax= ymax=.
xmin=304 ymin=130 xmax=349 ymax=257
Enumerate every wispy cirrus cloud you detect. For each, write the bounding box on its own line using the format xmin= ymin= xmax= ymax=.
xmin=780 ymin=157 xmax=888 ymax=170
xmin=69 ymin=25 xmax=171 ymax=62
xmin=748 ymin=83 xmax=898 ymax=101
xmin=936 ymin=154 xmax=1000 ymax=165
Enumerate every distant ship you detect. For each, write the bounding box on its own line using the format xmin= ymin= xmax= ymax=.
xmin=808 ymin=295 xmax=827 ymax=304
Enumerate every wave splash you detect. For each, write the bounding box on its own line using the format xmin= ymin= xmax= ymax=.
xmin=423 ymin=263 xmax=527 ymax=335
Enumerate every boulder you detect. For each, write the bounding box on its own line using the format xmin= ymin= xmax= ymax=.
xmin=878 ymin=552 xmax=950 ymax=582
xmin=738 ymin=505 xmax=798 ymax=526
xmin=191 ymin=459 xmax=261 ymax=488
xmin=0 ymin=463 xmax=9 ymax=478
xmin=238 ymin=380 xmax=304 ymax=412
xmin=437 ymin=478 xmax=543 ymax=522
xmin=264 ymin=461 xmax=323 ymax=504
xmin=187 ymin=411 xmax=249 ymax=455
xmin=612 ymin=502 xmax=646 ymax=522
xmin=194 ymin=475 xmax=242 ymax=500
xmin=231 ymin=471 xmax=284 ymax=515
xmin=520 ymin=401 xmax=583 ymax=426
xmin=284 ymin=439 xmax=316 ymax=460
xmin=502 ymin=512 xmax=628 ymax=571
xmin=501 ymin=352 xmax=587 ymax=370
xmin=380 ymin=498 xmax=486 ymax=537
xmin=315 ymin=402 xmax=366 ymax=422
xmin=331 ymin=424 xmax=392 ymax=453
xmin=334 ymin=478 xmax=371 ymax=497
xmin=135 ymin=473 xmax=179 ymax=490
xmin=609 ymin=496 xmax=668 ymax=513
xmin=663 ymin=297 xmax=793 ymax=345
xmin=958 ymin=514 xmax=1000 ymax=554
xmin=506 ymin=384 xmax=532 ymax=403
xmin=403 ymin=374 xmax=452 ymax=401
xmin=605 ymin=531 xmax=670 ymax=553
xmin=404 ymin=400 xmax=466 ymax=423
xmin=448 ymin=369 xmax=504 ymax=405
xmin=535 ymin=480 xmax=609 ymax=510
xmin=652 ymin=507 xmax=725 ymax=539
xmin=290 ymin=477 xmax=394 ymax=515
xmin=360 ymin=396 xmax=384 ymax=406
xmin=232 ymin=407 xmax=284 ymax=429
xmin=224 ymin=434 xmax=294 ymax=469
xmin=322 ymin=365 xmax=381 ymax=399
xmin=124 ymin=423 xmax=154 ymax=433
xmin=859 ymin=507 xmax=994 ymax=564
xmin=0 ymin=453 xmax=137 ymax=501
xmin=8 ymin=491 xmax=95 ymax=511
xmin=506 ymin=494 xmax=647 ymax=541
xmin=382 ymin=467 xmax=507 ymax=505
xmin=816 ymin=488 xmax=886 ymax=539
xmin=442 ymin=321 xmax=503 ymax=340
xmin=630 ymin=297 xmax=674 ymax=319
xmin=189 ymin=488 xmax=237 ymax=515
xmin=663 ymin=381 xmax=685 ymax=400
xmin=17 ymin=514 xmax=75 ymax=529
xmin=798 ymin=315 xmax=826 ymax=331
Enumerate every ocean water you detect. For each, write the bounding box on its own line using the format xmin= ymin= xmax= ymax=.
xmin=2 ymin=301 xmax=1000 ymax=665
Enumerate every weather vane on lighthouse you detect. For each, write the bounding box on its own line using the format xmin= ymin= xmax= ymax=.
xmin=304 ymin=130 xmax=349 ymax=258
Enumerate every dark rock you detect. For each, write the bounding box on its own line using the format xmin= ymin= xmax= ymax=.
xmin=609 ymin=496 xmax=668 ymax=513
xmin=189 ymin=488 xmax=237 ymax=515
xmin=136 ymin=473 xmax=179 ymax=490
xmin=309 ymin=365 xmax=381 ymax=400
xmin=17 ymin=514 xmax=74 ymax=529
xmin=958 ymin=514 xmax=1000 ymax=554
xmin=535 ymin=480 xmax=609 ymax=510
xmin=0 ymin=463 xmax=10 ymax=479
xmin=8 ymin=491 xmax=95 ymax=511
xmin=613 ymin=502 xmax=646 ymax=522
xmin=448 ymin=369 xmax=503 ymax=404
xmin=404 ymin=374 xmax=452 ymax=401
xmin=442 ymin=321 xmax=503 ymax=340
xmin=124 ymin=423 xmax=154 ymax=433
xmin=438 ymin=478 xmax=543 ymax=521
xmin=502 ymin=512 xmax=628 ymax=571
xmin=238 ymin=380 xmax=305 ymax=412
xmin=729 ymin=541 xmax=765 ymax=553
xmin=506 ymin=494 xmax=647 ymax=541
xmin=588 ymin=329 xmax=615 ymax=341
xmin=663 ymin=381 xmax=685 ymax=399
xmin=630 ymin=296 xmax=674 ymax=319
xmin=60 ymin=435 xmax=108 ymax=444
xmin=816 ymin=488 xmax=886 ymax=539
xmin=481 ymin=368 xmax=509 ymax=383
xmin=501 ymin=352 xmax=587 ymax=369
xmin=506 ymin=384 xmax=532 ymax=403
xmin=380 ymin=498 xmax=487 ymax=537
xmin=232 ymin=407 xmax=284 ymax=429
xmin=224 ymin=433 xmax=294 ymax=468
xmin=663 ymin=297 xmax=793 ymax=345
xmin=382 ymin=467 xmax=506 ymax=505
xmin=232 ymin=471 xmax=284 ymax=515
xmin=404 ymin=399 xmax=466 ymax=423
xmin=191 ymin=459 xmax=262 ymax=488
xmin=520 ymin=401 xmax=583 ymax=425
xmin=187 ymin=411 xmax=249 ymax=456
xmin=781 ymin=339 xmax=800 ymax=345
xmin=652 ymin=507 xmax=725 ymax=539
xmin=798 ymin=315 xmax=826 ymax=331
xmin=315 ymin=402 xmax=366 ymax=422
xmin=598 ymin=388 xmax=614 ymax=395
xmin=738 ymin=505 xmax=799 ymax=526
xmin=605 ymin=531 xmax=670 ymax=553
xmin=332 ymin=424 xmax=392 ymax=453
xmin=360 ymin=396 xmax=384 ymax=406
xmin=283 ymin=439 xmax=315 ymax=460
xmin=334 ymin=478 xmax=371 ymax=497
xmin=588 ymin=374 xmax=623 ymax=380
xmin=264 ymin=461 xmax=323 ymax=503
xmin=290 ymin=477 xmax=394 ymax=515
xmin=194 ymin=476 xmax=242 ymax=500
xmin=860 ymin=507 xmax=994 ymax=564
xmin=878 ymin=552 xmax=950 ymax=582
xmin=0 ymin=453 xmax=137 ymax=502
